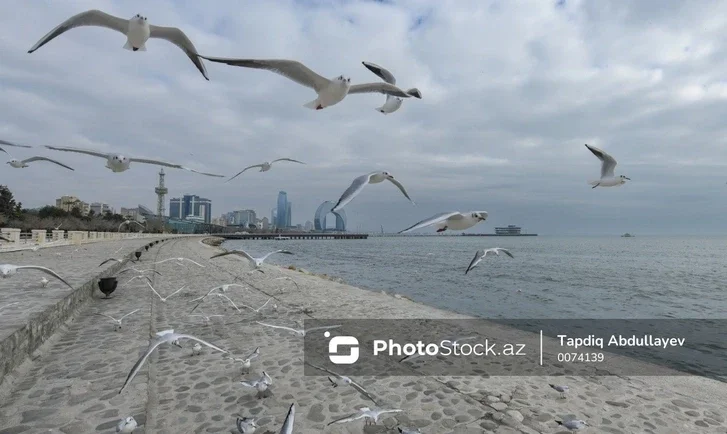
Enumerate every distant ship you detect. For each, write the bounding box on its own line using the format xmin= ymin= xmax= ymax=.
xmin=621 ymin=233 xmax=634 ymax=238
xmin=461 ymin=225 xmax=537 ymax=236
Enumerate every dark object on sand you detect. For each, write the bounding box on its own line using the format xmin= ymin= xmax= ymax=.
xmin=134 ymin=251 xmax=142 ymax=261
xmin=98 ymin=277 xmax=118 ymax=298
xmin=144 ymin=245 xmax=149 ymax=251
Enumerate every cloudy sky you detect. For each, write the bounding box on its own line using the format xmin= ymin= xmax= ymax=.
xmin=1 ymin=0 xmax=726 ymax=235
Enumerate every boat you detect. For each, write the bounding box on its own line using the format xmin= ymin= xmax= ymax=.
xmin=621 ymin=233 xmax=634 ymax=238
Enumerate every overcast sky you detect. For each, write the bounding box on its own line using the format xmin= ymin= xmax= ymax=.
xmin=1 ymin=0 xmax=726 ymax=235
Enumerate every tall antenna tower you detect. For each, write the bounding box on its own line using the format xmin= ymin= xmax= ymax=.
xmin=154 ymin=168 xmax=168 ymax=218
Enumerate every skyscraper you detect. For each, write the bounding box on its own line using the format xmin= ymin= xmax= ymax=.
xmin=276 ymin=191 xmax=288 ymax=228
xmin=168 ymin=194 xmax=212 ymax=224
xmin=286 ymin=201 xmax=292 ymax=227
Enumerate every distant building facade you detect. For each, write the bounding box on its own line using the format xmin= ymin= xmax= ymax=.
xmin=276 ymin=191 xmax=292 ymax=228
xmin=314 ymin=201 xmax=347 ymax=231
xmin=55 ymin=195 xmax=89 ymax=214
xmin=90 ymin=202 xmax=113 ymax=215
xmin=169 ymin=194 xmax=212 ymax=224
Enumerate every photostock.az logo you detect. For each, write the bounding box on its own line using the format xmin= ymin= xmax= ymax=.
xmin=325 ymin=331 xmax=359 ymax=365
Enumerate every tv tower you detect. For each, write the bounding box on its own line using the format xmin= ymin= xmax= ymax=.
xmin=155 ymin=168 xmax=168 ymax=218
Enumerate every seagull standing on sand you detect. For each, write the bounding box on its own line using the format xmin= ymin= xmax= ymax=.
xmin=28 ymin=10 xmax=209 ymax=79
xmin=328 ymin=407 xmax=403 ymax=427
xmin=96 ymin=309 xmax=140 ymax=331
xmin=256 ymin=321 xmax=341 ymax=337
xmin=0 ymin=264 xmax=73 ymax=289
xmin=227 ymin=158 xmax=306 ymax=182
xmin=1 ymin=147 xmax=74 ymax=171
xmin=191 ymin=342 xmax=202 ymax=356
xmin=226 ymin=347 xmax=260 ymax=374
xmin=549 ymin=384 xmax=569 ymax=399
xmin=304 ymin=360 xmax=378 ymax=404
xmin=235 ymin=416 xmax=259 ymax=433
xmin=398 ymin=211 xmax=488 ymax=234
xmin=585 ymin=144 xmax=630 ymax=188
xmin=119 ymin=329 xmax=227 ymax=393
xmin=210 ymin=249 xmax=293 ymax=269
xmin=116 ymin=416 xmax=138 ymax=433
xmin=556 ymin=419 xmax=588 ymax=431
xmin=197 ymin=57 xmax=419 ymax=110
xmin=240 ymin=371 xmax=273 ymax=399
xmin=361 ymin=61 xmax=422 ymax=114
xmin=332 ymin=171 xmax=414 ymax=212
xmin=44 ymin=145 xmax=224 ymax=177
xmin=464 ymin=248 xmax=514 ymax=274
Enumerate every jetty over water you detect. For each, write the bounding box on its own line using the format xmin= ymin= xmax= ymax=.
xmin=214 ymin=232 xmax=368 ymax=240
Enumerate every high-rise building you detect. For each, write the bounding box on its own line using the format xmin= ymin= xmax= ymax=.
xmin=261 ymin=217 xmax=270 ymax=230
xmin=90 ymin=202 xmax=112 ymax=215
xmin=276 ymin=191 xmax=288 ymax=228
xmin=169 ymin=194 xmax=212 ymax=224
xmin=230 ymin=209 xmax=257 ymax=226
xmin=286 ymin=201 xmax=292 ymax=227
xmin=55 ymin=195 xmax=90 ymax=215
xmin=304 ymin=220 xmax=313 ymax=231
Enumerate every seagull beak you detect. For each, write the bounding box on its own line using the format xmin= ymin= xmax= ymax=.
xmin=625 ymin=177 xmax=631 ymax=180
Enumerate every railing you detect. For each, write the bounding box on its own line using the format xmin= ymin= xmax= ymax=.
xmin=0 ymin=228 xmax=185 ymax=252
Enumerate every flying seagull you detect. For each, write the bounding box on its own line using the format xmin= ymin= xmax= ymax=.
xmin=118 ymin=268 xmax=161 ymax=277
xmin=189 ymin=283 xmax=248 ymax=312
xmin=227 ymin=158 xmax=306 ymax=182
xmin=398 ymin=211 xmax=488 ymax=234
xmin=362 ymin=61 xmax=422 ymax=114
xmin=304 ymin=360 xmax=378 ymax=404
xmin=151 ymin=257 xmax=205 ymax=268
xmin=99 ymin=258 xmax=123 ymax=267
xmin=332 ymin=171 xmax=414 ymax=212
xmin=145 ymin=281 xmax=186 ymax=302
xmin=279 ymin=403 xmax=295 ymax=434
xmin=0 ymin=139 xmax=32 ymax=149
xmin=28 ymin=10 xmax=209 ymax=80
xmin=240 ymin=297 xmax=273 ymax=314
xmin=585 ymin=144 xmax=630 ymax=188
xmin=44 ymin=145 xmax=223 ymax=177
xmin=96 ymin=308 xmax=140 ymax=331
xmin=328 ymin=407 xmax=403 ymax=426
xmin=0 ymin=264 xmax=73 ymax=289
xmin=256 ymin=321 xmax=341 ymax=337
xmin=197 ymin=57 xmax=418 ymax=110
xmin=465 ymin=248 xmax=514 ymax=274
xmin=119 ymin=220 xmax=145 ymax=231
xmin=118 ymin=329 xmax=227 ymax=393
xmin=1 ymin=147 xmax=74 ymax=171
xmin=210 ymin=249 xmax=293 ymax=269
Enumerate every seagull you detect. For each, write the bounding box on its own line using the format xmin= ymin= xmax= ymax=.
xmin=119 ymin=220 xmax=145 ymax=232
xmin=556 ymin=419 xmax=588 ymax=431
xmin=152 ymin=257 xmax=205 ymax=268
xmin=256 ymin=321 xmax=341 ymax=337
xmin=191 ymin=342 xmax=202 ymax=356
xmin=549 ymin=384 xmax=569 ymax=399
xmin=28 ymin=10 xmax=209 ymax=80
xmin=240 ymin=298 xmax=273 ymax=314
xmin=464 ymin=248 xmax=514 ymax=274
xmin=0 ymin=302 xmax=20 ymax=313
xmin=400 ymin=336 xmax=476 ymax=363
xmin=44 ymin=145 xmax=224 ymax=177
xmin=227 ymin=158 xmax=306 ymax=182
xmin=398 ymin=428 xmax=422 ymax=434
xmin=0 ymin=139 xmax=32 ymax=149
xmin=190 ymin=313 xmax=223 ymax=326
xmin=99 ymin=258 xmax=124 ymax=267
xmin=1 ymin=147 xmax=74 ymax=171
xmin=585 ymin=144 xmax=630 ymax=188
xmin=235 ymin=416 xmax=259 ymax=433
xmin=240 ymin=371 xmax=273 ymax=398
xmin=40 ymin=277 xmax=49 ymax=288
xmin=304 ymin=360 xmax=378 ymax=404
xmin=124 ymin=275 xmax=153 ymax=286
xmin=146 ymin=281 xmax=186 ymax=302
xmin=271 ymin=276 xmax=300 ymax=292
xmin=189 ymin=283 xmax=248 ymax=312
xmin=0 ymin=264 xmax=73 ymax=289
xmin=214 ymin=293 xmax=242 ymax=312
xmin=279 ymin=403 xmax=295 ymax=434
xmin=96 ymin=309 xmax=140 ymax=331
xmin=210 ymin=249 xmax=293 ymax=269
xmin=332 ymin=171 xmax=414 ymax=212
xmin=116 ymin=416 xmax=138 ymax=433
xmin=398 ymin=211 xmax=488 ymax=234
xmin=119 ymin=329 xmax=227 ymax=393
xmin=225 ymin=347 xmax=260 ymax=374
xmin=197 ymin=57 xmax=418 ymax=110
xmin=328 ymin=407 xmax=403 ymax=426
xmin=362 ymin=61 xmax=422 ymax=114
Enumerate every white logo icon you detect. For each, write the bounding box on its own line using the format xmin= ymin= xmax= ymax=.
xmin=325 ymin=331 xmax=359 ymax=365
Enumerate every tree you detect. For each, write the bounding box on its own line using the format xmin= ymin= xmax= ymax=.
xmin=0 ymin=185 xmax=19 ymax=218
xmin=38 ymin=206 xmax=68 ymax=219
xmin=70 ymin=206 xmax=83 ymax=218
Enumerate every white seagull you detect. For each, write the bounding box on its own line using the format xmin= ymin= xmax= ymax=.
xmin=465 ymin=248 xmax=514 ymax=274
xmin=119 ymin=220 xmax=145 ymax=231
xmin=235 ymin=416 xmax=258 ymax=434
xmin=44 ymin=145 xmax=224 ymax=177
xmin=225 ymin=346 xmax=260 ymax=374
xmin=304 ymin=360 xmax=378 ymax=404
xmin=28 ymin=10 xmax=209 ymax=80
xmin=40 ymin=277 xmax=49 ymax=288
xmin=191 ymin=342 xmax=202 ymax=356
xmin=99 ymin=258 xmax=124 ymax=267
xmin=214 ymin=293 xmax=242 ymax=312
xmin=0 ymin=264 xmax=73 ymax=289
xmin=240 ymin=371 xmax=273 ymax=398
xmin=197 ymin=57 xmax=419 ymax=110
xmin=271 ymin=276 xmax=300 ymax=292
xmin=118 ymin=329 xmax=227 ymax=393
xmin=549 ymin=384 xmax=569 ymax=399
xmin=151 ymin=257 xmax=205 ymax=268
xmin=332 ymin=171 xmax=414 ymax=212
xmin=585 ymin=144 xmax=630 ymax=188
xmin=189 ymin=283 xmax=248 ymax=312
xmin=1 ymin=147 xmax=74 ymax=171
xmin=116 ymin=416 xmax=138 ymax=433
xmin=328 ymin=407 xmax=403 ymax=426
xmin=362 ymin=61 xmax=422 ymax=114
xmin=256 ymin=321 xmax=341 ymax=337
xmin=398 ymin=211 xmax=488 ymax=234
xmin=556 ymin=419 xmax=589 ymax=431
xmin=227 ymin=158 xmax=306 ymax=182
xmin=210 ymin=249 xmax=293 ymax=269
xmin=146 ymin=281 xmax=186 ymax=302
xmin=240 ymin=297 xmax=273 ymax=314
xmin=96 ymin=309 xmax=141 ymax=331
xmin=118 ymin=268 xmax=161 ymax=278
xmin=279 ymin=403 xmax=295 ymax=434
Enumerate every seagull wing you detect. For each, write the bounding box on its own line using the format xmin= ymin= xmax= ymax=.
xmin=20 ymin=156 xmax=74 ymax=171
xmin=585 ymin=144 xmax=617 ymax=178
xmin=259 ymin=250 xmax=294 ymax=262
xmin=127 ymin=157 xmax=184 ymax=169
xmin=44 ymin=145 xmax=109 ymax=159
xmin=15 ymin=266 xmax=73 ymax=289
xmin=0 ymin=139 xmax=32 ymax=149
xmin=0 ymin=147 xmax=9 ymax=157
xmin=210 ymin=249 xmax=256 ymax=264
xmin=181 ymin=258 xmax=205 ymax=268
xmin=398 ymin=212 xmax=462 ymax=234
xmin=217 ymin=294 xmax=241 ymax=312
xmin=496 ymin=248 xmax=514 ymax=258
xmin=256 ymin=321 xmax=300 ymax=334
xmin=239 ymin=380 xmax=260 ymax=388
xmin=174 ymin=333 xmax=228 ymax=354
xmin=181 ymin=167 xmax=225 ymax=177
xmin=245 ymin=346 xmax=261 ymax=360
xmin=279 ymin=403 xmax=296 ymax=434
xmin=95 ymin=313 xmax=118 ymax=322
xmin=28 ymin=9 xmax=128 ymax=53
xmin=304 ymin=360 xmax=342 ymax=378
xmin=362 ymin=61 xmax=396 ymax=84
xmin=119 ymin=309 xmax=141 ymax=321
xmin=145 ymin=281 xmax=164 ymax=300
xmin=119 ymin=337 xmax=167 ymax=393
xmin=166 ymin=285 xmax=187 ymax=299
xmin=465 ymin=250 xmax=485 ymax=275
xmin=328 ymin=412 xmax=367 ymax=425
xmin=99 ymin=258 xmax=122 ymax=267
xmin=148 ymin=25 xmax=208 ymax=80
xmin=386 ymin=177 xmax=415 ymax=205
xmin=197 ymin=57 xmax=331 ymax=92
xmin=270 ymin=158 xmax=306 ymax=165
xmin=226 ymin=164 xmax=265 ymax=182
xmin=348 ymin=82 xmax=411 ymax=98
xmin=332 ymin=172 xmax=377 ymax=212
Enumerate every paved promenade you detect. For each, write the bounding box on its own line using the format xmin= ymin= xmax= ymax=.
xmin=0 ymin=237 xmax=725 ymax=433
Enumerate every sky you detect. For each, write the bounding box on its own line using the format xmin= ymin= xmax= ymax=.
xmin=1 ymin=0 xmax=726 ymax=235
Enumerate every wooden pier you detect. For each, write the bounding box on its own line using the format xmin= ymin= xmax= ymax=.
xmin=213 ymin=233 xmax=368 ymax=240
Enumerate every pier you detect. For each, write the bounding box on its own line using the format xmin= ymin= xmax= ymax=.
xmin=213 ymin=232 xmax=368 ymax=240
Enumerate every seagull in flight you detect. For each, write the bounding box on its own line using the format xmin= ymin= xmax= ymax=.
xmin=256 ymin=321 xmax=341 ymax=337
xmin=210 ymin=249 xmax=293 ymax=269
xmin=227 ymin=158 xmax=306 ymax=182
xmin=189 ymin=283 xmax=248 ymax=312
xmin=271 ymin=276 xmax=300 ymax=292
xmin=0 ymin=264 xmax=73 ymax=289
xmin=225 ymin=346 xmax=260 ymax=373
xmin=146 ymin=281 xmax=186 ymax=302
xmin=189 ymin=313 xmax=223 ymax=326
xmin=119 ymin=220 xmax=145 ymax=231
xmin=240 ymin=371 xmax=273 ymax=398
xmin=328 ymin=407 xmax=403 ymax=427
xmin=398 ymin=211 xmax=488 ymax=234
xmin=151 ymin=257 xmax=205 ymax=268
xmin=99 ymin=258 xmax=124 ymax=267
xmin=304 ymin=360 xmax=378 ymax=404
xmin=214 ymin=293 xmax=242 ymax=312
xmin=0 ymin=139 xmax=32 ymax=149
xmin=465 ymin=248 xmax=514 ymax=274
xmin=240 ymin=297 xmax=273 ymax=314
xmin=28 ymin=10 xmax=209 ymax=79
xmin=332 ymin=171 xmax=414 ymax=212
xmin=362 ymin=61 xmax=422 ymax=114
xmin=118 ymin=329 xmax=227 ymax=393
xmin=197 ymin=57 xmax=419 ymax=110
xmin=118 ymin=268 xmax=161 ymax=277
xmin=96 ymin=309 xmax=140 ymax=331
xmin=585 ymin=144 xmax=630 ymax=188
xmin=44 ymin=145 xmax=224 ymax=177
xmin=1 ymin=147 xmax=74 ymax=171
